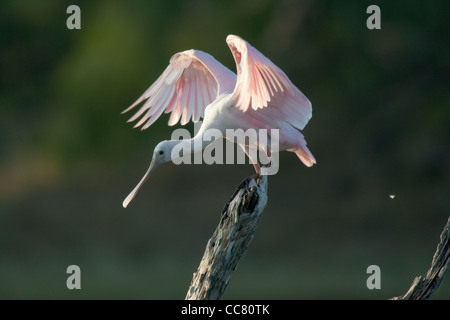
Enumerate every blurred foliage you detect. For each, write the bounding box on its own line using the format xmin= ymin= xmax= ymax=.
xmin=0 ymin=0 xmax=449 ymax=299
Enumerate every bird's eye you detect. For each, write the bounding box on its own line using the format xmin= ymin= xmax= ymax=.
xmin=159 ymin=150 xmax=164 ymax=155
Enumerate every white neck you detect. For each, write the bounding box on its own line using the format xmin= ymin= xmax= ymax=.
xmin=168 ymin=133 xmax=212 ymax=163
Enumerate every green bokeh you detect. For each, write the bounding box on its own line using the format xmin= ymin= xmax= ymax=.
xmin=0 ymin=0 xmax=449 ymax=299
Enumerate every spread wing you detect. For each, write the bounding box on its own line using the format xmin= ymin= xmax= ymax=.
xmin=226 ymin=35 xmax=312 ymax=130
xmin=122 ymin=49 xmax=236 ymax=129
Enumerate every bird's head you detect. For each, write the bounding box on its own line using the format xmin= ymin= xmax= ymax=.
xmin=153 ymin=140 xmax=174 ymax=164
xmin=122 ymin=140 xmax=178 ymax=208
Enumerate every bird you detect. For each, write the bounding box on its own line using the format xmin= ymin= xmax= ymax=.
xmin=122 ymin=34 xmax=315 ymax=208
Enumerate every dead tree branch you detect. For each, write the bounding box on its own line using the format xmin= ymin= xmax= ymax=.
xmin=391 ymin=216 xmax=450 ymax=300
xmin=185 ymin=175 xmax=268 ymax=300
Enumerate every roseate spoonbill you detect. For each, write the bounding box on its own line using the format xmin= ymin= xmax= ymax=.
xmin=122 ymin=35 xmax=315 ymax=208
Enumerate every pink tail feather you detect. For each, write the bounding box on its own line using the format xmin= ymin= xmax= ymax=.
xmin=294 ymin=145 xmax=316 ymax=167
xmin=291 ymin=135 xmax=316 ymax=167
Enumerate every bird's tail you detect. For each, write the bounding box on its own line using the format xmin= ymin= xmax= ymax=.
xmin=291 ymin=135 xmax=316 ymax=167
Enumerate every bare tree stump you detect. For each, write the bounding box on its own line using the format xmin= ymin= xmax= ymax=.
xmin=185 ymin=175 xmax=268 ymax=300
xmin=391 ymin=216 xmax=450 ymax=300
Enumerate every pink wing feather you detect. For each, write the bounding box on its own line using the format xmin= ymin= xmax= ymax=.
xmin=122 ymin=49 xmax=236 ymax=129
xmin=226 ymin=35 xmax=312 ymax=131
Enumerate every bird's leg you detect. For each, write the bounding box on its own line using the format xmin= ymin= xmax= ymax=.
xmin=249 ymin=158 xmax=261 ymax=185
xmin=239 ymin=143 xmax=261 ymax=177
xmin=252 ymin=162 xmax=261 ymax=175
xmin=238 ymin=143 xmax=262 ymax=193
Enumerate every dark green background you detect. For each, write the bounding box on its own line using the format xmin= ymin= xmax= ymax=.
xmin=0 ymin=0 xmax=449 ymax=299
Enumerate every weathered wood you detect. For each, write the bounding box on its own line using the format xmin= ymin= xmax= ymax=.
xmin=391 ymin=216 xmax=450 ymax=300
xmin=185 ymin=175 xmax=268 ymax=300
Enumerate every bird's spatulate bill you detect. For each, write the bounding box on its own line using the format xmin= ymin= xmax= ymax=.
xmin=123 ymin=158 xmax=159 ymax=208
